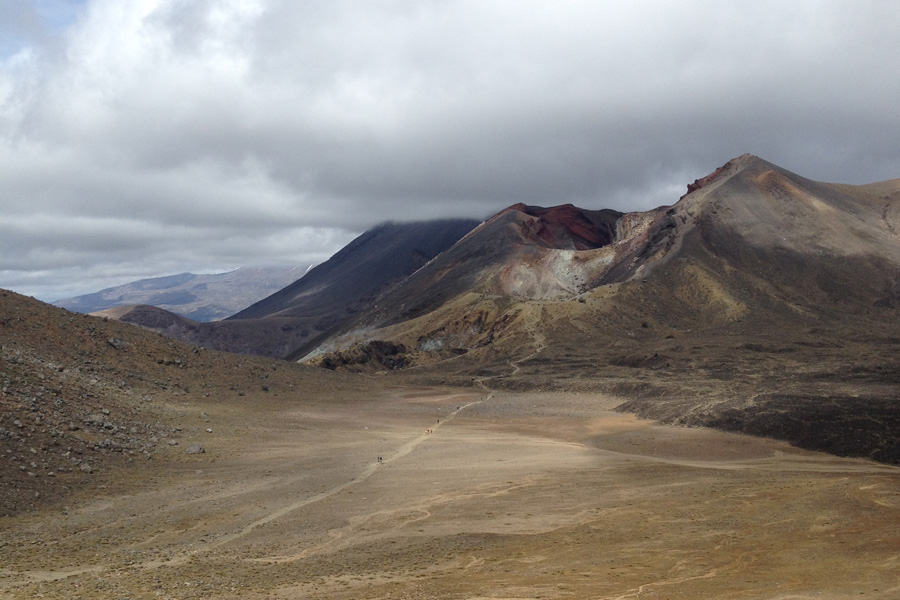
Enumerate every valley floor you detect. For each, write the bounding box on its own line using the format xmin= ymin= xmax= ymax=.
xmin=1 ymin=385 xmax=898 ymax=599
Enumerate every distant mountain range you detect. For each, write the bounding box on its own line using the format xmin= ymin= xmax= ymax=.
xmin=96 ymin=154 xmax=900 ymax=463
xmin=54 ymin=266 xmax=308 ymax=321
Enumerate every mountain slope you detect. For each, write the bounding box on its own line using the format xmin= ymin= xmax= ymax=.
xmin=310 ymin=154 xmax=900 ymax=355
xmin=54 ymin=266 xmax=307 ymax=321
xmin=0 ymin=288 xmax=352 ymax=516
xmin=289 ymin=203 xmax=625 ymax=359
xmin=231 ymin=220 xmax=481 ymax=321
xmin=103 ymin=220 xmax=480 ymax=358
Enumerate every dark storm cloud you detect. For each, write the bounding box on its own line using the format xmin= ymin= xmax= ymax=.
xmin=2 ymin=0 xmax=899 ymax=300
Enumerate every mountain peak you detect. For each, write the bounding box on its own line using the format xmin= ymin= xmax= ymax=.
xmin=682 ymin=154 xmax=768 ymax=198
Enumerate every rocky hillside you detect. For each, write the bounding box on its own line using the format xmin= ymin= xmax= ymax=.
xmin=0 ymin=289 xmax=354 ymax=516
xmin=309 ymin=155 xmax=900 ymax=366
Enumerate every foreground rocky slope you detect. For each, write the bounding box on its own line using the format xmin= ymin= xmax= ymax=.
xmin=0 ymin=289 xmax=359 ymax=516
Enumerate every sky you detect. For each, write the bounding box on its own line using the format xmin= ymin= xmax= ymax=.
xmin=2 ymin=1 xmax=899 ymax=302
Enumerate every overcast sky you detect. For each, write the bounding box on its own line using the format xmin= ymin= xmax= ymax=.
xmin=2 ymin=0 xmax=899 ymax=301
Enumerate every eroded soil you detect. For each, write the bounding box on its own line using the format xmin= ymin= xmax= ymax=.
xmin=2 ymin=387 xmax=898 ymax=599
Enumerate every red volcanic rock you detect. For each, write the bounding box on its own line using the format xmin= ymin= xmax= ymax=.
xmin=507 ymin=203 xmax=621 ymax=250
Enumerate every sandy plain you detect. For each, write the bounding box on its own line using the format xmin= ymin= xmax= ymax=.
xmin=1 ymin=384 xmax=898 ymax=600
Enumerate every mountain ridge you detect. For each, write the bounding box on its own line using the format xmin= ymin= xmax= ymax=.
xmin=54 ymin=266 xmax=308 ymax=321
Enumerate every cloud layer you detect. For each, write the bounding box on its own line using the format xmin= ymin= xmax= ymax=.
xmin=3 ymin=0 xmax=900 ymax=300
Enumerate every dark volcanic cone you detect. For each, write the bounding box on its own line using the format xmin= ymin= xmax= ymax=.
xmin=104 ymin=219 xmax=479 ymax=359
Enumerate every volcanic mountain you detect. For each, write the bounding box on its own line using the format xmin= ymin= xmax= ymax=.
xmin=306 ymin=154 xmax=900 ymax=356
xmin=302 ymin=154 xmax=900 ymax=462
xmin=285 ymin=203 xmax=624 ymax=359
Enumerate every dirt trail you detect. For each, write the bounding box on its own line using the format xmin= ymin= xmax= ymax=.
xmin=196 ymin=395 xmax=483 ymax=557
xmin=1 ymin=391 xmax=484 ymax=584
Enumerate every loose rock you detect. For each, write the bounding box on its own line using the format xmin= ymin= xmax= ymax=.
xmin=185 ymin=444 xmax=205 ymax=455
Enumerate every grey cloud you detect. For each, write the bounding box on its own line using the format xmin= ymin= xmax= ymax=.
xmin=1 ymin=213 xmax=356 ymax=300
xmin=2 ymin=0 xmax=900 ymax=300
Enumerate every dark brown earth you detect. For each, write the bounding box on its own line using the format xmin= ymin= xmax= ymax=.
xmin=0 ymin=289 xmax=361 ymax=517
xmin=504 ymin=203 xmax=621 ymax=249
xmin=3 ymin=288 xmax=900 ymax=599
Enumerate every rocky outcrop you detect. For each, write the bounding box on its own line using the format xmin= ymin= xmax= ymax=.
xmin=311 ymin=341 xmax=411 ymax=371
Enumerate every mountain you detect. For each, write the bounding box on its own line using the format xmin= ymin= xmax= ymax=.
xmin=302 ymin=154 xmax=900 ymax=463
xmin=101 ymin=219 xmax=480 ymax=358
xmin=307 ymin=154 xmax=900 ymax=356
xmin=53 ymin=266 xmax=307 ymax=321
xmin=287 ymin=203 xmax=625 ymax=360
xmin=230 ymin=220 xmax=483 ymax=321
